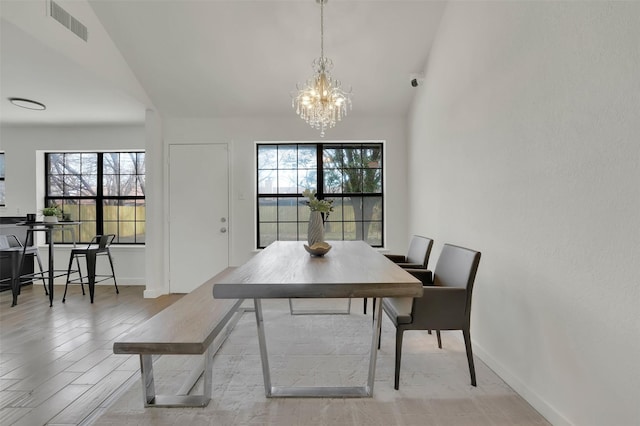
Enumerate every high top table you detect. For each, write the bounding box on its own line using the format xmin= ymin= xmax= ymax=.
xmin=14 ymin=221 xmax=81 ymax=307
xmin=213 ymin=240 xmax=422 ymax=398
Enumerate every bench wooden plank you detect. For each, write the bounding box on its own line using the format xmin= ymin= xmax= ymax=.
xmin=114 ymin=267 xmax=241 ymax=355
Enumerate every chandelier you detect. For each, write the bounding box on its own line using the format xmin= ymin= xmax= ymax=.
xmin=292 ymin=0 xmax=352 ymax=137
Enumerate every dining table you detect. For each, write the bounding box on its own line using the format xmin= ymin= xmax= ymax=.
xmin=14 ymin=221 xmax=81 ymax=307
xmin=213 ymin=240 xmax=423 ymax=398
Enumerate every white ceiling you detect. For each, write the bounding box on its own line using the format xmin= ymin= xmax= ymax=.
xmin=1 ymin=0 xmax=446 ymax=126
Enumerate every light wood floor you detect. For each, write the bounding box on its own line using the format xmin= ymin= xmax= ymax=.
xmin=0 ymin=284 xmax=182 ymax=426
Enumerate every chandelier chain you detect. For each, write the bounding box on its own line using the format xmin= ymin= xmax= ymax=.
xmin=320 ymin=0 xmax=324 ymax=60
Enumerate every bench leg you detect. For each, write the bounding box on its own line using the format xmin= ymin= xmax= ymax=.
xmin=137 ymin=306 xmax=249 ymax=408
xmin=140 ymin=355 xmax=156 ymax=406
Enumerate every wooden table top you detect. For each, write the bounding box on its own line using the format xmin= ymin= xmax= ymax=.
xmin=213 ymin=241 xmax=423 ymax=299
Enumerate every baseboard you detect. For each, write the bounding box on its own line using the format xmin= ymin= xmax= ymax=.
xmin=472 ymin=341 xmax=572 ymax=426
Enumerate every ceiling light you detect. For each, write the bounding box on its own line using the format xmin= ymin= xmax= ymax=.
xmin=8 ymin=97 xmax=46 ymax=110
xmin=292 ymin=0 xmax=352 ymax=137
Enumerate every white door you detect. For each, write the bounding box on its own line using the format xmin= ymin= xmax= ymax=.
xmin=169 ymin=144 xmax=229 ymax=293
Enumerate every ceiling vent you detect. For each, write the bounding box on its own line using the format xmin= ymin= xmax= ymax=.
xmin=49 ymin=0 xmax=88 ymax=42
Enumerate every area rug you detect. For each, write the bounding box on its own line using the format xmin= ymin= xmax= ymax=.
xmin=95 ymin=299 xmax=548 ymax=426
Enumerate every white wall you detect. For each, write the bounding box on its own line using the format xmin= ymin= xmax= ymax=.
xmin=407 ymin=2 xmax=640 ymax=425
xmin=0 ymin=124 xmax=147 ymax=285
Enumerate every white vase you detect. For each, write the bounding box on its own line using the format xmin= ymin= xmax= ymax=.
xmin=43 ymin=216 xmax=58 ymax=223
xmin=307 ymin=211 xmax=325 ymax=246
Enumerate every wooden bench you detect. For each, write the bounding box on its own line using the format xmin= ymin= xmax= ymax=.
xmin=113 ymin=268 xmax=246 ymax=407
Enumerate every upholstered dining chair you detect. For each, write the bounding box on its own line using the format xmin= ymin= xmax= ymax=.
xmin=64 ymin=234 xmax=119 ymax=303
xmin=382 ymin=243 xmax=481 ymax=389
xmin=364 ymin=235 xmax=434 ymax=315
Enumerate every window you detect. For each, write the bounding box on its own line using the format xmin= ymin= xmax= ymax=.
xmin=45 ymin=152 xmax=145 ymax=244
xmin=0 ymin=152 xmax=5 ymax=206
xmin=257 ymin=143 xmax=383 ymax=249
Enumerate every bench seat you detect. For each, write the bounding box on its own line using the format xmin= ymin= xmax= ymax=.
xmin=113 ymin=267 xmax=245 ymax=407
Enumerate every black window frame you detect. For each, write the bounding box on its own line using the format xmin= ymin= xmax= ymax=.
xmin=256 ymin=142 xmax=384 ymax=249
xmin=44 ymin=151 xmax=146 ymax=245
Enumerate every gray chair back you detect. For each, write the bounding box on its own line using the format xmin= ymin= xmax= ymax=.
xmin=405 ymin=235 xmax=434 ymax=268
xmin=433 ymin=243 xmax=481 ymax=317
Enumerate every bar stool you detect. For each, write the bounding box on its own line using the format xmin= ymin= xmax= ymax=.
xmin=63 ymin=234 xmax=119 ymax=303
xmin=0 ymin=234 xmax=48 ymax=294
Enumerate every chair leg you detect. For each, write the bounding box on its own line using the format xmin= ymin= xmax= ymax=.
xmin=63 ymin=253 xmax=76 ymax=303
xmin=363 ymin=297 xmax=367 ymax=314
xmin=33 ymin=249 xmax=48 ymax=296
xmin=86 ymin=253 xmax=97 ymax=303
xmin=106 ymin=250 xmax=119 ymax=294
xmin=75 ymin=255 xmax=85 ymax=295
xmin=394 ymin=328 xmax=404 ymax=390
xmin=436 ymin=330 xmax=442 ymax=349
xmin=462 ymin=328 xmax=477 ymax=387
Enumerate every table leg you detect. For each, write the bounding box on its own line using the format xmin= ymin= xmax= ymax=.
xmin=253 ymin=297 xmax=383 ymax=398
xmin=47 ymin=229 xmax=54 ymax=307
xmin=254 ymin=299 xmax=273 ymax=396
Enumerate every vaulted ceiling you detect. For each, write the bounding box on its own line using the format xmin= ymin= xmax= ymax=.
xmin=1 ymin=1 xmax=446 ymax=126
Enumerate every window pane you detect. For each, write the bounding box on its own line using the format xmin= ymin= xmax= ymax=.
xmin=343 ymin=197 xmax=362 ymax=221
xmin=65 ymin=153 xmax=82 ymax=173
xmin=298 ymin=199 xmax=310 ymax=221
xmin=0 ymin=181 xmax=5 ymax=205
xmin=325 ymin=221 xmax=343 ymax=240
xmin=259 ymin=197 xmax=277 ymax=221
xmin=104 ymin=221 xmax=118 ymax=237
xmin=363 ymin=146 xmax=382 ymax=169
xmin=119 ymin=222 xmax=135 ymax=243
xmin=298 ymin=145 xmax=317 ymax=168
xmin=365 ymin=221 xmax=383 ymax=246
xmin=136 ymin=176 xmax=146 ymax=196
xmin=258 ymin=145 xmax=277 ymax=169
xmin=104 ymin=200 xmax=118 ymax=220
xmin=120 ymin=153 xmax=136 ymax=175
xmin=63 ymin=175 xmax=81 ymax=196
xmin=341 ymin=146 xmax=364 ymax=169
xmin=80 ymin=174 xmax=98 ymax=196
xmin=278 ymin=223 xmax=298 ymax=241
xmin=103 ymin=174 xmax=120 ymax=196
xmin=136 ymin=153 xmax=146 ymax=174
xmin=363 ymin=169 xmax=381 ymax=193
xmin=103 ymin=153 xmax=120 ymax=174
xmin=48 ymin=177 xmax=63 ymax=196
xmin=136 ymin=199 xmax=146 ymax=222
xmin=325 ymin=197 xmax=342 ymax=221
xmin=120 ymin=174 xmax=137 ymax=196
xmin=259 ymin=223 xmax=277 ymax=247
xmin=258 ymin=170 xmax=277 ymax=194
xmin=48 ymin=153 xmax=64 ymax=175
xmin=298 ymin=169 xmax=316 ymax=192
xmin=81 ymin=153 xmax=98 ymax=174
xmin=323 ymin=147 xmax=341 ymax=168
xmin=323 ymin=168 xmax=342 ymax=194
xmin=342 ymin=169 xmax=362 ymax=193
xmin=277 ymin=145 xmax=297 ymax=169
xmin=0 ymin=153 xmax=5 ymax=177
xmin=277 ymin=170 xmax=297 ymax=193
xmin=278 ymin=197 xmax=298 ymax=221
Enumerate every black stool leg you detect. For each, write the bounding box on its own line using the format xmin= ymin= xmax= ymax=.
xmin=106 ymin=250 xmax=119 ymax=294
xmin=63 ymin=252 xmax=76 ymax=303
xmin=86 ymin=252 xmax=97 ymax=303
